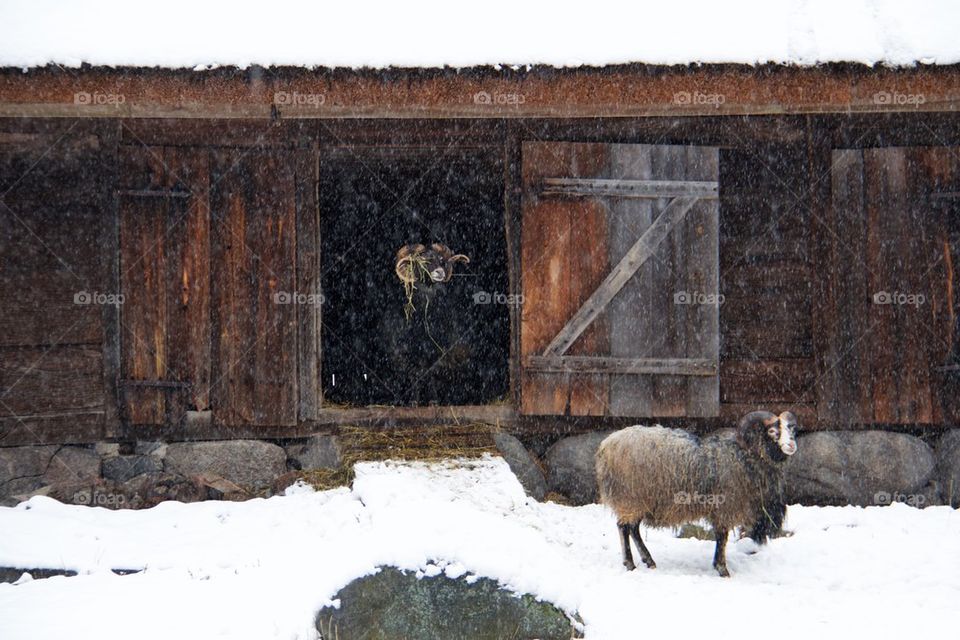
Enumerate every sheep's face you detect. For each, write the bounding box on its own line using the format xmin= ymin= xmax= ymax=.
xmin=764 ymin=411 xmax=798 ymax=460
xmin=395 ymin=243 xmax=470 ymax=284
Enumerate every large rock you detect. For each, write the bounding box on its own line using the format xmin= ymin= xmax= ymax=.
xmin=165 ymin=440 xmax=286 ymax=490
xmin=43 ymin=447 xmax=101 ymax=486
xmin=102 ymin=455 xmax=163 ymax=483
xmin=315 ymin=567 xmax=574 ymax=640
xmin=935 ymin=429 xmax=960 ymax=507
xmin=493 ymin=432 xmax=547 ymax=501
xmin=785 ymin=431 xmax=935 ymax=507
xmin=48 ymin=473 xmax=205 ymax=509
xmin=0 ymin=446 xmax=58 ymax=497
xmin=543 ymin=431 xmax=612 ymax=505
xmin=285 ymin=435 xmax=341 ymax=471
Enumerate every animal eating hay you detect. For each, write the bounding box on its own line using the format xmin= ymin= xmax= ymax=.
xmin=394 ymin=243 xmax=470 ymax=319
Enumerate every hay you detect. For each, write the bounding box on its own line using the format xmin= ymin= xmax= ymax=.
xmin=395 ymin=251 xmax=434 ymax=320
xmin=294 ymin=423 xmax=500 ymax=492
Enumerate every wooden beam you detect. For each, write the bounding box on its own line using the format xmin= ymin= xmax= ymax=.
xmin=4 ymin=66 xmax=960 ymax=120
xmin=117 ymin=188 xmax=191 ymax=198
xmin=524 ymin=356 xmax=717 ymax=376
xmin=541 ymin=177 xmax=718 ymax=199
xmin=543 ymin=195 xmax=700 ymax=356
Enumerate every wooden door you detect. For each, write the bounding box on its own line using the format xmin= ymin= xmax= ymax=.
xmin=520 ymin=142 xmax=720 ymax=417
xmin=209 ymin=149 xmax=315 ymax=427
xmin=821 ymin=147 xmax=960 ymax=425
xmin=119 ymin=144 xmax=318 ymax=430
xmin=118 ymin=146 xmax=211 ymax=426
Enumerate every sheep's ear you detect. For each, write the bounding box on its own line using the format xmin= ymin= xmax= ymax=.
xmin=430 ymin=242 xmax=450 ymax=256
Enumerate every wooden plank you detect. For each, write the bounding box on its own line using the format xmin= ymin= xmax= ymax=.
xmin=0 ymin=346 xmax=105 ymax=416
xmin=119 ymin=192 xmax=168 ymax=425
xmin=541 ymin=177 xmax=718 ymax=199
xmin=295 ymin=145 xmax=320 ymax=420
xmin=0 ymin=411 xmax=106 ymax=446
xmin=0 ymin=271 xmax=103 ymax=347
xmin=503 ymin=123 xmax=524 ymax=409
xmin=96 ymin=121 xmax=122 ymax=438
xmin=720 ymin=358 xmax=817 ymax=404
xmin=865 ymin=148 xmax=913 ymax=423
xmin=543 ymin=195 xmax=700 ymax=356
xmin=679 ymin=145 xmax=721 ymax=417
xmin=6 ymin=67 xmax=960 ymax=120
xmin=608 ymin=144 xmax=656 ymax=416
xmin=210 ymin=149 xmax=298 ymax=426
xmin=520 ymin=141 xmax=607 ymax=415
xmin=117 ymin=145 xmax=212 ymax=426
xmin=817 ymin=149 xmax=869 ymax=427
xmin=525 ymin=356 xmax=717 ymax=375
xmin=565 ymin=195 xmax=610 ymax=416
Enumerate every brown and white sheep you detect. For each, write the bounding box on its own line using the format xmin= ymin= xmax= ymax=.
xmin=595 ymin=411 xmax=798 ymax=577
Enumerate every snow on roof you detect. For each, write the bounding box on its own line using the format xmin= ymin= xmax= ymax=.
xmin=0 ymin=0 xmax=958 ymax=70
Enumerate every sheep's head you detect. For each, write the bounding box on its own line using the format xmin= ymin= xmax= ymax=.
xmin=395 ymin=243 xmax=470 ymax=285
xmin=736 ymin=410 xmax=798 ymax=463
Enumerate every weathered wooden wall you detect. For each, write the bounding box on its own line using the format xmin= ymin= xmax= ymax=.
xmin=0 ymin=120 xmax=116 ymax=444
xmin=1 ymin=113 xmax=959 ymax=445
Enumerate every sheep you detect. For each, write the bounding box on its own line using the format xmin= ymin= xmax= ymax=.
xmin=595 ymin=411 xmax=798 ymax=577
xmin=395 ymin=242 xmax=470 ymax=288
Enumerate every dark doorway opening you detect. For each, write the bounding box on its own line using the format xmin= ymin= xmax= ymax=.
xmin=319 ymin=147 xmax=509 ymax=406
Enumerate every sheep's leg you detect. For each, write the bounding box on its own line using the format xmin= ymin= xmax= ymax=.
xmin=712 ymin=527 xmax=730 ymax=577
xmin=618 ymin=524 xmax=636 ymax=571
xmin=629 ymin=523 xmax=656 ymax=569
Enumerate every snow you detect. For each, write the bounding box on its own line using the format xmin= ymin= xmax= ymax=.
xmin=0 ymin=0 xmax=958 ymax=69
xmin=0 ymin=456 xmax=958 ymax=639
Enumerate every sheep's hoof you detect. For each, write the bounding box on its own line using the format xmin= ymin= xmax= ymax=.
xmin=642 ymin=558 xmax=656 ymax=569
xmin=623 ymin=559 xmax=637 ymax=571
xmin=714 ymin=564 xmax=730 ymax=578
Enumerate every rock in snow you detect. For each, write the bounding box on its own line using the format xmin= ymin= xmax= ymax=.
xmin=315 ymin=566 xmax=574 ymax=640
xmin=493 ymin=432 xmax=547 ymax=501
xmin=164 ymin=440 xmax=286 ymax=490
xmin=785 ymin=431 xmax=935 ymax=506
xmin=543 ymin=432 xmax=612 ymax=505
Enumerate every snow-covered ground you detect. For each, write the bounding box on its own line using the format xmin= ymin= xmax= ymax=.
xmin=0 ymin=456 xmax=957 ymax=640
xmin=0 ymin=0 xmax=958 ymax=68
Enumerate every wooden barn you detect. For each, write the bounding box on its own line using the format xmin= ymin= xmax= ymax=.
xmin=2 ymin=61 xmax=960 ymax=448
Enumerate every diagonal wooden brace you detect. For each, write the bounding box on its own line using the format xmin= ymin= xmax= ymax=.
xmin=542 ymin=195 xmax=701 ymax=357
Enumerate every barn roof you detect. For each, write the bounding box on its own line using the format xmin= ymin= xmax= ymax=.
xmin=1 ymin=0 xmax=958 ymax=70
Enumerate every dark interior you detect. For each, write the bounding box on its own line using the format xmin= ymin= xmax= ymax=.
xmin=319 ymin=147 xmax=510 ymax=406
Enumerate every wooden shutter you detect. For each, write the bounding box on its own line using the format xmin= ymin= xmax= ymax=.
xmin=209 ymin=149 xmax=306 ymax=427
xmin=520 ymin=142 xmax=719 ymax=417
xmin=119 ymin=145 xmax=318 ymax=429
xmin=820 ymin=147 xmax=959 ymax=425
xmin=118 ymin=146 xmax=211 ymax=426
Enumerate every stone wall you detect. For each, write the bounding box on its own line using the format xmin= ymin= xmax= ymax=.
xmin=2 ymin=428 xmax=957 ymax=510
